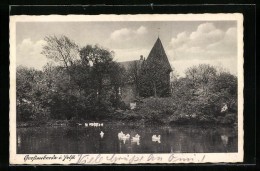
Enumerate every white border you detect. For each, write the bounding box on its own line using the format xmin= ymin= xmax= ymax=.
xmin=9 ymin=14 xmax=244 ymax=164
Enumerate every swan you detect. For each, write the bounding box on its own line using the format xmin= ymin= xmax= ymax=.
xmin=77 ymin=123 xmax=82 ymax=126
xmin=100 ymin=131 xmax=104 ymax=138
xmin=153 ymin=135 xmax=161 ymax=140
xmin=100 ymin=123 xmax=103 ymax=126
xmin=152 ymin=135 xmax=161 ymax=143
xmin=118 ymin=131 xmax=124 ymax=139
xmin=132 ymin=134 xmax=140 ymax=141
xmin=85 ymin=123 xmax=88 ymax=127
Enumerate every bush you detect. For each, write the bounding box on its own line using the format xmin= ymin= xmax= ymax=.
xmin=118 ymin=97 xmax=177 ymax=124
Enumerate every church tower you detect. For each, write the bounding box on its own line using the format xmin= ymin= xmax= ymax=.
xmin=139 ymin=37 xmax=172 ymax=97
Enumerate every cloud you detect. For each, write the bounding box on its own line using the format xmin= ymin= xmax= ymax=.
xmin=17 ymin=38 xmax=49 ymax=70
xmin=110 ymin=28 xmax=132 ymax=41
xmin=110 ymin=26 xmax=147 ymax=41
xmin=171 ymin=58 xmax=237 ymax=77
xmin=136 ymin=26 xmax=147 ymax=35
xmin=168 ymin=23 xmax=237 ymax=61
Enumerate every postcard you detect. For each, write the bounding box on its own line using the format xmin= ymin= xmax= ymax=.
xmin=9 ymin=14 xmax=244 ymax=164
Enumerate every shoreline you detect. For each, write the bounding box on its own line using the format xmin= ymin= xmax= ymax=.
xmin=16 ymin=119 xmax=237 ymax=129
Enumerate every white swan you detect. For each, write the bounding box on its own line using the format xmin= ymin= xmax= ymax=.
xmin=131 ymin=134 xmax=140 ymax=145
xmin=132 ymin=134 xmax=140 ymax=141
xmin=100 ymin=123 xmax=103 ymax=126
xmin=152 ymin=135 xmax=161 ymax=143
xmin=118 ymin=131 xmax=124 ymax=139
xmin=118 ymin=132 xmax=132 ymax=143
xmin=85 ymin=123 xmax=88 ymax=127
xmin=100 ymin=131 xmax=104 ymax=138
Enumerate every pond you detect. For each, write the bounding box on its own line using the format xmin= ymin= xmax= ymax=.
xmin=17 ymin=123 xmax=237 ymax=154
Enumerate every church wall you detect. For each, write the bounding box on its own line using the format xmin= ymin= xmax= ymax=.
xmin=120 ymin=84 xmax=137 ymax=106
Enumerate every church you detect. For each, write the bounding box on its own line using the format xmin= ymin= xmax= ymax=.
xmin=119 ymin=37 xmax=172 ymax=105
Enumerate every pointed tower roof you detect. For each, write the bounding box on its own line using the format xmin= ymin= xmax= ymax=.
xmin=145 ymin=37 xmax=172 ymax=72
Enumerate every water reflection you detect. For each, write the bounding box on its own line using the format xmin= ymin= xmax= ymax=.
xmin=17 ymin=134 xmax=21 ymax=148
xmin=221 ymin=135 xmax=229 ymax=146
xmin=100 ymin=131 xmax=104 ymax=138
xmin=17 ymin=124 xmax=237 ymax=154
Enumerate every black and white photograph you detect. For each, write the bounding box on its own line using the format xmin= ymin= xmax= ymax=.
xmin=9 ymin=14 xmax=244 ymax=164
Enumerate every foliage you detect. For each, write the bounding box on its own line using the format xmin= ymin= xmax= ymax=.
xmin=41 ymin=35 xmax=79 ymax=67
xmin=121 ymin=97 xmax=177 ymax=124
xmin=171 ymin=64 xmax=237 ymax=123
xmin=16 ymin=66 xmax=49 ymax=121
xmin=139 ymin=61 xmax=171 ymax=97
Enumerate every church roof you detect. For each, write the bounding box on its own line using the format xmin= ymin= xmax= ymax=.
xmin=145 ymin=37 xmax=172 ymax=72
xmin=119 ymin=60 xmax=143 ymax=70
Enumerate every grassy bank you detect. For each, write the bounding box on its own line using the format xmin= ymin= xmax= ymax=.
xmin=114 ymin=97 xmax=238 ymax=126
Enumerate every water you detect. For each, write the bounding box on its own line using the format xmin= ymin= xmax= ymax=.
xmin=17 ymin=124 xmax=237 ymax=154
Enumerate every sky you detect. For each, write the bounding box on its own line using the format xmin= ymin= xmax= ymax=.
xmin=16 ymin=20 xmax=237 ymax=76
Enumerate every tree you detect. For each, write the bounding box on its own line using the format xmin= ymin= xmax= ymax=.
xmin=41 ymin=35 xmax=82 ymax=116
xmin=185 ymin=64 xmax=217 ymax=95
xmin=127 ymin=61 xmax=141 ymax=96
xmin=80 ymin=45 xmax=120 ymax=94
xmin=16 ymin=66 xmax=49 ymax=121
xmin=41 ymin=35 xmax=83 ymax=88
xmin=18 ymin=35 xmax=134 ymax=121
xmin=41 ymin=35 xmax=79 ymax=68
xmin=171 ymin=64 xmax=237 ymax=120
